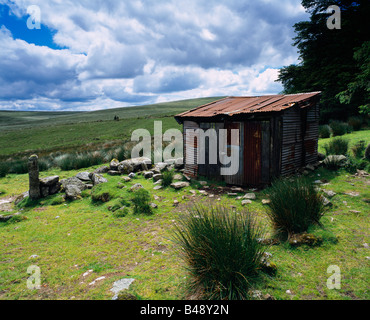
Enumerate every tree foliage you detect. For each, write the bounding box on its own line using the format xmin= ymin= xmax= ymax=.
xmin=277 ymin=0 xmax=370 ymax=122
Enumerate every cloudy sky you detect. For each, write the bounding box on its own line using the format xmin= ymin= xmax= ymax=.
xmin=0 ymin=0 xmax=309 ymax=111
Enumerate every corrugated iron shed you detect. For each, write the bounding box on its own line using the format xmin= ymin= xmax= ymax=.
xmin=176 ymin=92 xmax=321 ymax=119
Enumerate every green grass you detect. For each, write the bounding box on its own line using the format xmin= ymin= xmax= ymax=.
xmin=0 ymin=125 xmax=369 ymax=300
xmin=318 ymin=129 xmax=370 ymax=155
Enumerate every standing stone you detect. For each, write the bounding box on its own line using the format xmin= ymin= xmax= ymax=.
xmin=28 ymin=155 xmax=40 ymax=200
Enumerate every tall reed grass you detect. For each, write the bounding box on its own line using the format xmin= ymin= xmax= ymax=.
xmin=173 ymin=204 xmax=265 ymax=300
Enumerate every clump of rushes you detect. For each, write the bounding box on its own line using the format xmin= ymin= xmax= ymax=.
xmin=173 ymin=204 xmax=265 ymax=300
xmin=161 ymin=169 xmax=175 ymax=187
xmin=265 ymin=177 xmax=325 ymax=240
xmin=131 ymin=188 xmax=153 ymax=215
xmin=323 ymin=137 xmax=349 ymax=155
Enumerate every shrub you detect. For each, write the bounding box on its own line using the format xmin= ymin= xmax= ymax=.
xmin=329 ymin=121 xmax=350 ymax=136
xmin=365 ymin=143 xmax=370 ymax=161
xmin=112 ymin=207 xmax=129 ymax=218
xmin=351 ymin=140 xmax=366 ymax=158
xmin=8 ymin=159 xmax=28 ymax=174
xmin=345 ymin=157 xmax=368 ymax=174
xmin=131 ymin=188 xmax=153 ymax=215
xmin=0 ymin=162 xmax=10 ymax=178
xmin=319 ymin=125 xmax=331 ymax=138
xmin=173 ymin=204 xmax=265 ymax=300
xmin=323 ymin=137 xmax=349 ymax=155
xmin=265 ymin=177 xmax=325 ymax=240
xmin=91 ymin=183 xmax=119 ymax=203
xmin=107 ymin=197 xmax=130 ymax=212
xmin=348 ymin=116 xmax=363 ymax=131
xmin=323 ymin=155 xmax=347 ymax=170
xmin=161 ymin=169 xmax=175 ymax=187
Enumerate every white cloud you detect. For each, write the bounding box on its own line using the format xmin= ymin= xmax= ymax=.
xmin=0 ymin=0 xmax=308 ymax=110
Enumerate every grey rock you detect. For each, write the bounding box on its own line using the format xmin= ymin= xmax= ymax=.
xmin=243 ymin=193 xmax=256 ymax=200
xmin=89 ymin=173 xmax=108 ymax=185
xmin=322 ymin=190 xmax=336 ymax=198
xmin=118 ymin=162 xmax=134 ymax=174
xmin=242 ymin=200 xmax=252 ymax=205
xmin=174 ymin=158 xmax=184 ymax=169
xmin=153 ymin=162 xmax=168 ymax=172
xmin=230 ymin=186 xmax=244 ymax=193
xmin=0 ymin=212 xmax=21 ymax=222
xmin=65 ymin=185 xmax=82 ymax=200
xmin=108 ymin=170 xmax=121 ymax=176
xmin=40 ymin=176 xmax=60 ymax=186
xmin=130 ymin=183 xmax=143 ymax=192
xmin=75 ymin=172 xmax=91 ymax=182
xmin=153 ymin=174 xmax=163 ymax=182
xmin=143 ymin=171 xmax=154 ymax=179
xmin=128 ymin=172 xmax=136 ymax=179
xmin=171 ymin=181 xmax=190 ymax=189
xmin=173 ymin=174 xmax=183 ymax=180
xmin=61 ymin=177 xmax=87 ymax=190
xmin=153 ymin=185 xmax=162 ymax=190
xmin=322 ymin=196 xmax=332 ymax=207
xmin=111 ymin=278 xmax=135 ymax=300
xmin=110 ymin=159 xmax=120 ymax=170
xmin=93 ymin=166 xmax=109 ymax=174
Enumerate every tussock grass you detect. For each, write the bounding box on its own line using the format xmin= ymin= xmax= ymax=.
xmin=265 ymin=177 xmax=325 ymax=240
xmin=173 ymin=204 xmax=265 ymax=300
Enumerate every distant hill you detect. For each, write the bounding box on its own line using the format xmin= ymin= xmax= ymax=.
xmin=0 ymin=97 xmax=223 ymax=158
xmin=0 ymin=97 xmax=223 ymax=132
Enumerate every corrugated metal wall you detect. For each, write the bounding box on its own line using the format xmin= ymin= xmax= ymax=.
xmin=281 ymin=106 xmax=303 ymax=176
xmin=198 ymin=122 xmax=224 ymax=179
xmin=223 ymin=122 xmax=243 ymax=186
xmin=281 ymin=104 xmax=319 ymax=176
xmin=183 ymin=121 xmax=199 ymax=177
xmin=243 ymin=122 xmax=262 ymax=185
xmin=304 ymin=104 xmax=319 ymax=164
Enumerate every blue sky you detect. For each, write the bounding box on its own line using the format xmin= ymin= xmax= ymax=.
xmin=0 ymin=0 xmax=309 ymax=111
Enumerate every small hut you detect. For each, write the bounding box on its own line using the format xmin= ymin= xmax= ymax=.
xmin=174 ymin=92 xmax=321 ymax=186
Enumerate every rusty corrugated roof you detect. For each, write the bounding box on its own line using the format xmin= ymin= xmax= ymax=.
xmin=176 ymin=92 xmax=321 ymax=118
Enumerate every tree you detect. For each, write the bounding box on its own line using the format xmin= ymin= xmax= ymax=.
xmin=277 ymin=0 xmax=370 ymax=122
xmin=336 ymin=41 xmax=370 ymax=116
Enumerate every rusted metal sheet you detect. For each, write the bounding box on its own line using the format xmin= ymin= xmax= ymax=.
xmin=176 ymin=92 xmax=321 ymax=119
xmin=223 ymin=122 xmax=243 ymax=186
xmin=183 ymin=121 xmax=199 ymax=177
xmin=244 ymin=122 xmax=262 ymax=185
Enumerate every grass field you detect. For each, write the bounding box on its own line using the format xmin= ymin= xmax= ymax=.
xmin=0 ymin=97 xmax=222 ymax=159
xmin=0 ymin=130 xmax=369 ymax=300
xmin=0 ymin=100 xmax=369 ymax=300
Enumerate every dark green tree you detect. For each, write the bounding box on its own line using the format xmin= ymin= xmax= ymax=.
xmin=277 ymin=0 xmax=370 ymax=122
